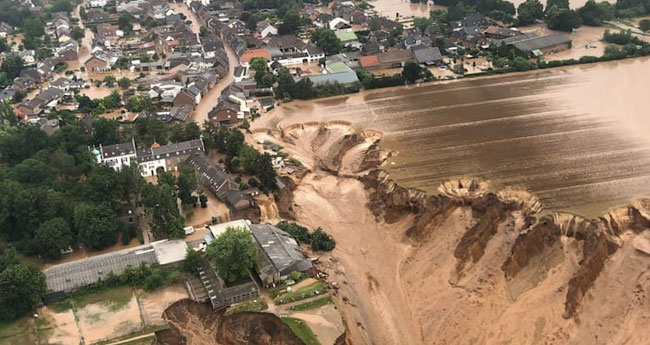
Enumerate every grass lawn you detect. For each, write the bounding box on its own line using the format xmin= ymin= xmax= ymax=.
xmin=0 ymin=318 xmax=31 ymax=338
xmin=224 ymin=298 xmax=268 ymax=315
xmin=280 ymin=317 xmax=321 ymax=345
xmin=288 ymin=296 xmax=333 ymax=312
xmin=68 ymin=285 xmax=134 ymax=311
xmin=0 ymin=317 xmax=35 ymax=345
xmin=273 ymin=282 xmax=327 ymax=305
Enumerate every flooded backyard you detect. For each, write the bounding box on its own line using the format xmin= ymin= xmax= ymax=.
xmin=255 ymin=58 xmax=650 ymax=217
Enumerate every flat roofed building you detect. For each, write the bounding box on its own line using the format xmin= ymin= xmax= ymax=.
xmin=43 ymin=239 xmax=186 ymax=300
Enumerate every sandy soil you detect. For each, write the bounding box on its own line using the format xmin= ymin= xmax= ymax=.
xmin=258 ymin=122 xmax=650 ymax=345
xmin=291 ymin=304 xmax=345 ymax=345
xmin=36 ymin=307 xmax=81 ymax=345
xmin=138 ymin=284 xmax=190 ymax=326
xmin=76 ymin=292 xmax=142 ymax=344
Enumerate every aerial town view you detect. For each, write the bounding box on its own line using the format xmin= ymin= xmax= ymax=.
xmin=0 ymin=0 xmax=649 ymax=344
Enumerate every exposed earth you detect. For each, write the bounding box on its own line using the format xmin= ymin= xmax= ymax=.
xmin=248 ymin=122 xmax=650 ymax=345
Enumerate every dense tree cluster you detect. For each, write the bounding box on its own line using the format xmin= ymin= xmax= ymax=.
xmin=250 ymin=58 xmax=275 ymax=88
xmin=310 ymin=28 xmax=342 ymax=55
xmin=0 ymin=119 xmax=146 ymax=254
xmin=276 ymin=221 xmax=336 ymax=252
xmin=0 ymin=248 xmax=45 ymax=321
xmin=202 ymin=122 xmax=278 ymax=192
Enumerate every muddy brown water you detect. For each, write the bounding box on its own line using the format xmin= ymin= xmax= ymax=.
xmin=256 ymin=58 xmax=650 ymax=217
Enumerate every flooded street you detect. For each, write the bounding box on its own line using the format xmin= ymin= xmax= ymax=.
xmin=255 ymin=58 xmax=650 ymax=217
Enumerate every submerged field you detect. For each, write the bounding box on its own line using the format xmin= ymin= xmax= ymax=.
xmin=256 ymin=57 xmax=650 ymax=217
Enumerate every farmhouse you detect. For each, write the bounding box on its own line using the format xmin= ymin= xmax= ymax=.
xmin=502 ymin=33 xmax=572 ymax=57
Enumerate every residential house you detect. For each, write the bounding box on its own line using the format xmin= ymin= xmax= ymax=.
xmin=257 ymin=22 xmax=277 ymax=39
xmin=265 ymin=35 xmax=324 ymax=66
xmin=329 ymin=17 xmax=351 ymax=31
xmin=0 ymin=22 xmax=12 ymax=38
xmin=186 ymin=153 xmax=260 ymax=221
xmin=201 ymin=34 xmax=223 ymax=58
xmin=359 ymin=54 xmax=380 ymax=70
xmin=412 ymin=44 xmax=443 ymax=66
xmin=86 ymin=8 xmax=110 ymax=22
xmin=18 ymin=50 xmax=36 ymax=64
xmin=96 ymin=23 xmax=119 ymax=38
xmin=84 ymin=53 xmax=110 ymax=72
xmin=378 ymin=49 xmax=414 ymax=69
xmin=484 ymin=26 xmax=520 ymax=40
xmin=88 ymin=0 xmax=107 ymax=7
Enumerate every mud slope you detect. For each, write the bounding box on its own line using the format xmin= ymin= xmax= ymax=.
xmin=153 ymin=300 xmax=304 ymax=345
xmin=257 ymin=122 xmax=650 ymax=345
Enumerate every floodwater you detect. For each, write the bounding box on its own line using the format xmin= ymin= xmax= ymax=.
xmin=255 ymin=58 xmax=650 ymax=217
xmin=505 ymin=0 xmax=615 ymax=9
xmin=369 ymin=0 xmax=444 ymax=19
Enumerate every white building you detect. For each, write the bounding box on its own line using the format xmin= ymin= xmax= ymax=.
xmin=92 ymin=139 xmax=138 ymax=171
xmin=88 ymin=0 xmax=107 ymax=7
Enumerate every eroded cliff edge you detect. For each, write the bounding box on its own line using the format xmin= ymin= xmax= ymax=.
xmin=261 ymin=122 xmax=650 ymax=345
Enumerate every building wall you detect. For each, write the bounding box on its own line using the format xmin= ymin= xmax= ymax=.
xmin=102 ymin=153 xmax=137 ymax=171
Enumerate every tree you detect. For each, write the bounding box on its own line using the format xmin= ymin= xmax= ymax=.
xmin=74 ymin=202 xmax=119 ymax=250
xmin=641 ymin=19 xmax=650 ymax=32
xmin=0 ymin=248 xmax=20 ymax=274
xmin=126 ymin=95 xmax=154 ymax=112
xmin=545 ymin=5 xmax=582 ymax=31
xmin=278 ymin=9 xmax=302 ymax=34
xmin=183 ymin=248 xmax=202 ymax=276
xmin=23 ymin=18 xmax=44 ymax=38
xmin=0 ymin=263 xmax=45 ymax=321
xmin=546 ymin=0 xmax=569 ymax=11
xmin=177 ymin=163 xmax=198 ymax=206
xmin=205 ymin=227 xmax=256 ymax=284
xmin=413 ymin=17 xmax=433 ymax=34
xmin=33 ymin=218 xmax=73 ymax=261
xmin=118 ymin=14 xmax=134 ymax=33
xmin=199 ymin=26 xmax=208 ymax=37
xmin=276 ymin=68 xmax=297 ymax=99
xmin=71 ymin=26 xmax=84 ymax=40
xmin=103 ymin=75 xmax=117 ymax=87
xmin=402 ymin=61 xmax=423 ymax=83
xmin=311 ymin=227 xmax=335 ymax=251
xmin=250 ymin=57 xmax=268 ymax=72
xmin=0 ymin=38 xmax=8 ymax=53
xmin=141 ymin=183 xmax=185 ymax=239
xmin=517 ymin=0 xmax=544 ymax=26
xmin=578 ymin=0 xmax=614 ymax=26
xmin=199 ymin=194 xmax=208 ymax=208
xmin=91 ymin=118 xmax=120 ymax=145
xmin=310 ymin=28 xmax=342 ymax=55
xmin=1 ymin=56 xmax=24 ymax=80
xmin=118 ymin=77 xmax=131 ymax=89
xmin=276 ymin=221 xmax=311 ymax=244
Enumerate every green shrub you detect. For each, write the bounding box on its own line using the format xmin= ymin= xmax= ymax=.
xmin=311 ymin=228 xmax=335 ymax=251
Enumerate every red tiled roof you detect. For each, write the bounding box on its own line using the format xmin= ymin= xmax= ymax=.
xmin=360 ymin=55 xmax=380 ymax=68
xmin=240 ymin=48 xmax=271 ymax=63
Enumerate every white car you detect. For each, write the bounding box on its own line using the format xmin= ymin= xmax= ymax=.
xmin=184 ymin=226 xmax=195 ymax=235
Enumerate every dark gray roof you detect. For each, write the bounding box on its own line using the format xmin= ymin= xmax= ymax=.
xmin=413 ymin=46 xmax=442 ymax=64
xmin=496 ymin=33 xmax=537 ymax=46
xmin=138 ymin=139 xmax=204 ymax=162
xmin=249 ymin=223 xmax=312 ymax=278
xmin=44 ymin=244 xmax=158 ymax=294
xmin=101 ymin=141 xmax=136 ymax=158
xmin=511 ymin=33 xmax=571 ymax=53
xmin=185 ymin=152 xmax=237 ymax=197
